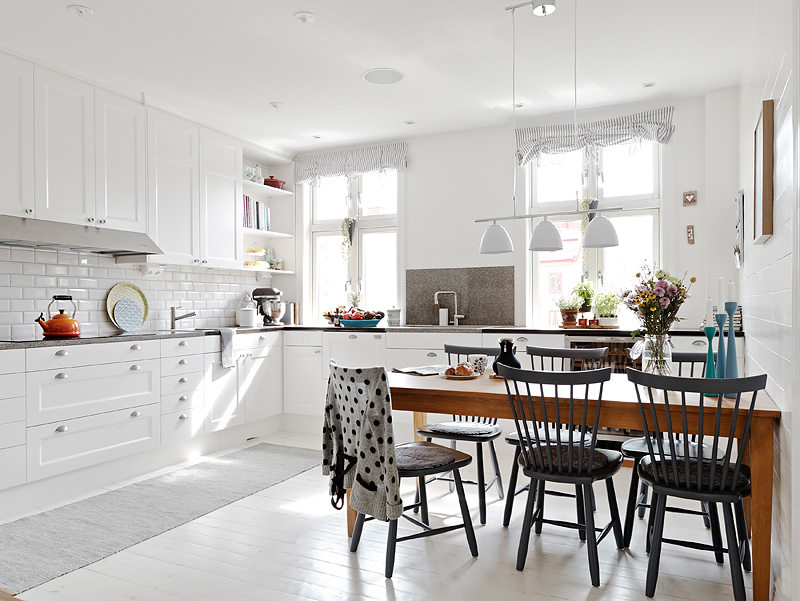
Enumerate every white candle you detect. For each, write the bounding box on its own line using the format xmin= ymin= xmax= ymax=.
xmin=706 ymin=297 xmax=713 ymax=325
xmin=728 ymin=280 xmax=735 ymax=305
xmin=717 ymin=277 xmax=724 ymax=313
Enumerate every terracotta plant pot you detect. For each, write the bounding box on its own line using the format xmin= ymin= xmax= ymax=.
xmin=560 ymin=309 xmax=578 ymax=324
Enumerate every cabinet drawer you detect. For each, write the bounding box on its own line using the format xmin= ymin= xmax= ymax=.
xmin=160 ymin=336 xmax=205 ymax=358
xmin=27 ymin=359 xmax=160 ymax=426
xmin=0 ymin=445 xmax=26 ymax=491
xmin=26 ymin=340 xmax=160 ymax=371
xmin=0 ymin=396 xmax=25 ymax=424
xmin=671 ymin=336 xmax=710 ymax=353
xmin=0 ymin=373 xmax=25 ymax=400
xmin=27 ymin=403 xmax=160 ymax=481
xmin=161 ymin=388 xmax=204 ymax=414
xmin=235 ymin=331 xmax=281 ymax=351
xmin=161 ymin=370 xmax=204 ymax=396
xmin=385 ymin=348 xmax=446 ymax=371
xmin=161 ymin=407 xmax=204 ymax=446
xmin=0 ymin=421 xmax=25 ymax=450
xmin=385 ymin=332 xmax=482 ymax=349
xmin=0 ymin=349 xmax=24 ymax=375
xmin=160 ymin=354 xmax=203 ymax=377
xmin=285 ymin=330 xmax=323 ymax=346
xmin=204 ymin=335 xmax=221 ymax=354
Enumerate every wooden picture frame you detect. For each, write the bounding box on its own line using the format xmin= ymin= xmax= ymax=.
xmin=753 ymin=99 xmax=774 ymax=244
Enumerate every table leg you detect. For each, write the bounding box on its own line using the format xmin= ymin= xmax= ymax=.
xmin=740 ymin=436 xmax=752 ymax=534
xmin=413 ymin=411 xmax=428 ymax=442
xmin=749 ymin=417 xmax=774 ymax=601
xmin=346 ymin=489 xmax=357 ymax=537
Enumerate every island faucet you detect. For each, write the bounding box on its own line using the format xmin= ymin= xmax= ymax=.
xmin=434 ymin=291 xmax=465 ymax=326
xmin=170 ymin=305 xmax=197 ymax=329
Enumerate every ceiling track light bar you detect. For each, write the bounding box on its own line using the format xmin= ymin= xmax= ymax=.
xmin=475 ymin=206 xmax=624 ymax=224
xmin=504 ymin=1 xmax=545 ymax=11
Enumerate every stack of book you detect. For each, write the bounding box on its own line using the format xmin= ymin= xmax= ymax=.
xmin=243 ymin=195 xmax=270 ymax=231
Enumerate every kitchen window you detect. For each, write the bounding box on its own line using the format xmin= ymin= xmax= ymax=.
xmin=530 ymin=141 xmax=661 ymax=327
xmin=310 ymin=171 xmax=398 ymax=318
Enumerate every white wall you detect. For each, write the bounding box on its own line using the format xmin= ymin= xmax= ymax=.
xmin=737 ymin=0 xmax=795 ymax=597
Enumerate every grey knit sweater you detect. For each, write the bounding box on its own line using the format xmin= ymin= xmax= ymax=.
xmin=322 ymin=363 xmax=403 ymax=521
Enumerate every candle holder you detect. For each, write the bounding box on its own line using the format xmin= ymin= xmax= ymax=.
xmin=724 ymin=301 xmax=739 ymax=398
xmin=704 ymin=325 xmax=717 ymax=397
xmin=714 ymin=313 xmax=727 ymax=380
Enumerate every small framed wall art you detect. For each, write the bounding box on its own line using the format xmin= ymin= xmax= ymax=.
xmin=682 ymin=191 xmax=697 ymax=206
xmin=753 ymin=99 xmax=774 ymax=244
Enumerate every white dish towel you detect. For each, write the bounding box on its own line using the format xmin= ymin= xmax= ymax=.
xmin=219 ymin=328 xmax=236 ymax=368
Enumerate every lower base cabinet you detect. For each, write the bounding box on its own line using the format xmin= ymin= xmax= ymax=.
xmin=0 ymin=446 xmax=26 ymax=490
xmin=284 ymin=345 xmax=324 ymax=415
xmin=161 ymin=407 xmax=205 ymax=446
xmin=241 ymin=346 xmax=283 ymax=422
xmin=203 ymin=353 xmax=244 ymax=433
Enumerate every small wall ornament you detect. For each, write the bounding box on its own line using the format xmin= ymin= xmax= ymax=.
xmin=682 ymin=191 xmax=697 ymax=206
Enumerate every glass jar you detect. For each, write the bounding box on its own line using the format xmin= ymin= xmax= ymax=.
xmin=641 ymin=334 xmax=672 ymax=376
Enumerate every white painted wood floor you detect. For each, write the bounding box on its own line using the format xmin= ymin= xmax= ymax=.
xmin=18 ymin=432 xmax=749 ymax=601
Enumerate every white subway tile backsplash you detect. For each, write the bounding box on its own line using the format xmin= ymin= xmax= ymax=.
xmin=9 ymin=249 xmax=34 ymax=263
xmin=22 ymin=263 xmax=46 ymax=275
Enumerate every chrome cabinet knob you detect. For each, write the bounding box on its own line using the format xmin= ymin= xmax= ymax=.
xmin=99 ymin=218 xmax=107 ymax=224
xmin=130 ymin=344 xmax=141 ymax=350
xmin=55 ymin=372 xmax=68 ymax=380
xmin=55 ymin=349 xmax=69 ymax=356
xmin=178 ymin=377 xmax=188 ymax=383
xmin=201 ymin=259 xmax=208 ymax=264
xmin=130 ymin=411 xmax=141 ymax=418
xmin=25 ymin=208 xmax=33 ymax=214
xmin=179 ymin=413 xmax=189 ymax=420
xmin=194 ymin=258 xmax=200 ymax=263
xmin=87 ymin=217 xmax=95 ymax=223
xmin=178 ymin=395 xmax=188 ymax=402
xmin=55 ymin=425 xmax=69 ymax=433
xmin=427 ymin=352 xmax=438 ymax=357
xmin=692 ymin=340 xmax=707 ymax=346
xmin=348 ymin=334 xmax=357 ymax=339
xmin=130 ymin=364 xmax=141 ymax=371
xmin=179 ymin=359 xmax=188 ymax=365
xmin=179 ymin=340 xmax=188 ymax=347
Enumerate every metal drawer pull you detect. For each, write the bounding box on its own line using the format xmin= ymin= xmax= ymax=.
xmin=178 ymin=395 xmax=188 ymax=402
xmin=130 ymin=344 xmax=141 ymax=350
xmin=427 ymin=352 xmax=438 ymax=357
xmin=179 ymin=359 xmax=188 ymax=365
xmin=314 ymin=349 xmax=321 ymax=354
xmin=55 ymin=425 xmax=69 ymax=433
xmin=516 ymin=337 xmax=529 ymax=343
xmin=130 ymin=364 xmax=141 ymax=371
xmin=349 ymin=334 xmax=357 ymax=339
xmin=179 ymin=413 xmax=189 ymax=420
xmin=55 ymin=349 xmax=69 ymax=356
xmin=55 ymin=372 xmax=68 ymax=380
xmin=178 ymin=377 xmax=188 ymax=383
xmin=178 ymin=341 xmax=189 ymax=347
xmin=692 ymin=340 xmax=707 ymax=346
xmin=130 ymin=411 xmax=141 ymax=418
xmin=260 ymin=335 xmax=267 ymax=340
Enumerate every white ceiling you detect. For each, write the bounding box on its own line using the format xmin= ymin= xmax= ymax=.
xmin=0 ymin=0 xmax=753 ymax=158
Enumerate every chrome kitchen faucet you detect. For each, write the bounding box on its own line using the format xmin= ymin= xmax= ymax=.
xmin=434 ymin=291 xmax=465 ymax=326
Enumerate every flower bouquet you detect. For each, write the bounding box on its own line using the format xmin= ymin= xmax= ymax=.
xmin=621 ymin=266 xmax=695 ymax=375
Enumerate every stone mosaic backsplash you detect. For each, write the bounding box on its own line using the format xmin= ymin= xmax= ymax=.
xmin=405 ymin=266 xmax=515 ymax=326
xmin=0 ymin=247 xmax=263 ymax=339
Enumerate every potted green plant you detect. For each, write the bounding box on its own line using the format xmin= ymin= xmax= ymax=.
xmin=572 ymin=282 xmax=594 ymax=313
xmin=555 ymin=295 xmax=583 ymax=325
xmin=594 ymin=291 xmax=621 ymax=327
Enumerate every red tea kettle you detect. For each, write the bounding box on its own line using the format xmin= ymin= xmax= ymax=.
xmin=35 ymin=295 xmax=81 ymax=338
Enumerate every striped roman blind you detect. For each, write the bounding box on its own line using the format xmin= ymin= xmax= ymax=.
xmin=515 ymin=106 xmax=675 ymax=166
xmin=295 ymin=141 xmax=408 ymax=183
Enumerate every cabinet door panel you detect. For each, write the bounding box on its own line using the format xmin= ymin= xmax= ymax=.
xmin=148 ymin=109 xmax=200 ymax=265
xmin=199 ymin=129 xmax=242 ymax=269
xmin=34 ymin=68 xmax=95 ymax=225
xmin=0 ymin=445 xmax=26 ymax=491
xmin=322 ymin=332 xmax=386 ymax=372
xmin=95 ymin=90 xmax=146 ymax=233
xmin=242 ymin=346 xmax=282 ymax=422
xmin=284 ymin=345 xmax=324 ymax=415
xmin=203 ymin=353 xmax=243 ymax=432
xmin=0 ymin=53 xmax=33 ymax=218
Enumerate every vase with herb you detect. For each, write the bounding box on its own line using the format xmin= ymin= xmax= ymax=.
xmin=572 ymin=282 xmax=594 ymax=313
xmin=621 ymin=266 xmax=696 ymax=375
xmin=594 ymin=291 xmax=621 ymax=327
xmin=555 ymin=295 xmax=583 ymax=325
xmin=341 ymin=217 xmax=357 ymax=259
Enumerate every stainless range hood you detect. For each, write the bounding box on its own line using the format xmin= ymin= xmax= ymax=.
xmin=0 ymin=216 xmax=162 ymax=255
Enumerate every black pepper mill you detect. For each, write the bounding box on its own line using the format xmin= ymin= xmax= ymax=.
xmin=493 ymin=337 xmax=520 ymax=373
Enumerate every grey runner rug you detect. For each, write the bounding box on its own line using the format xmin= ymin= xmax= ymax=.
xmin=0 ymin=443 xmax=320 ymax=594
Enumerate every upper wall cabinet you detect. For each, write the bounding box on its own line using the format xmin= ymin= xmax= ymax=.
xmin=34 ymin=67 xmax=96 ymax=226
xmin=0 ymin=54 xmax=34 ymax=218
xmin=95 ymin=90 xmax=147 ymax=233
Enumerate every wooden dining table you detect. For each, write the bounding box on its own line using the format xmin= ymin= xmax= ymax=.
xmin=377 ymin=370 xmax=781 ymax=601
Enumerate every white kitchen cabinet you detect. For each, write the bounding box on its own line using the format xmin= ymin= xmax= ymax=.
xmin=0 ymin=53 xmax=34 ymax=219
xmin=199 ymin=128 xmax=242 ymax=269
xmin=671 ymin=334 xmax=745 ymax=375
xmin=322 ymin=331 xmax=386 ymax=371
xmin=203 ymin=352 xmax=244 ymax=432
xmin=161 ymin=407 xmax=204 ymax=446
xmin=33 ymin=67 xmax=95 ymax=226
xmin=26 ymin=339 xmax=159 ymax=371
xmin=147 ymin=109 xmax=201 ymax=265
xmin=240 ymin=345 xmax=282 ymax=422
xmin=284 ymin=345 xmax=324 ymax=416
xmin=95 ymin=89 xmax=147 ymax=233
xmin=0 ymin=446 xmax=26 ymax=491
xmin=385 ymin=348 xmax=446 ymax=371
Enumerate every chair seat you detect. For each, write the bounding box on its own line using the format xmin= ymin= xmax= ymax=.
xmin=506 ymin=424 xmax=591 ymax=446
xmin=396 ymin=441 xmax=472 ymax=477
xmin=622 ymin=436 xmax=724 ymax=460
xmin=417 ymin=421 xmax=502 ymax=442
xmin=639 ymin=455 xmax=751 ymax=495
xmin=521 ymin=446 xmax=623 ymax=481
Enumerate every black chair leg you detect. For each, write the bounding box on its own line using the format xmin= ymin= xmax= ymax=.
xmin=605 ymin=478 xmax=625 ymax=549
xmin=701 ymin=501 xmax=712 ymax=528
xmin=516 ymin=479 xmax=537 ymax=571
xmin=448 ymin=441 xmax=457 ymax=492
xmin=488 ymin=440 xmax=504 ymax=500
xmin=646 ymin=491 xmax=659 ymax=554
xmin=385 ymin=518 xmax=398 ymax=578
xmin=722 ymin=503 xmax=747 ymax=601
xmin=645 ymin=492 xmax=668 ymax=597
xmin=623 ymin=458 xmax=641 ymax=548
xmin=476 ymin=442 xmax=487 ymax=525
xmin=534 ymin=479 xmax=546 ymax=535
xmin=734 ymin=500 xmax=752 ymax=572
xmin=583 ymin=483 xmax=600 ymax=587
xmin=417 ymin=475 xmax=429 ymax=526
xmin=575 ymin=484 xmax=587 ymax=541
xmin=503 ymin=446 xmax=521 ymax=527
xmin=708 ymin=502 xmax=725 ymax=565
xmin=350 ymin=512 xmax=366 ymax=552
xmin=637 ymin=480 xmax=649 ymax=519
xmin=453 ymin=469 xmax=479 ymax=557
xmin=413 ymin=480 xmax=420 ymax=514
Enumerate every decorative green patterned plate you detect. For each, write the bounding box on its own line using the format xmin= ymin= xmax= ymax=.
xmin=107 ymin=282 xmax=149 ymax=329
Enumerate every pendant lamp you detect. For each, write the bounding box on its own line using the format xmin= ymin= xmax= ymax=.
xmin=480 ymin=221 xmax=514 ymax=254
xmin=532 ymin=0 xmax=556 ymax=17
xmin=529 ymin=217 xmax=563 ymax=251
xmin=582 ymin=214 xmax=619 ymax=248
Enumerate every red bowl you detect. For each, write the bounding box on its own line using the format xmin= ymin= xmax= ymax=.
xmin=264 ymin=177 xmax=285 ymax=189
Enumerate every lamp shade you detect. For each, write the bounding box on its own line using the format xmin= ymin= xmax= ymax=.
xmin=582 ymin=215 xmax=619 ymax=248
xmin=480 ymin=223 xmax=514 ymax=254
xmin=532 ymin=0 xmax=556 ymax=16
xmin=529 ymin=218 xmax=563 ymax=251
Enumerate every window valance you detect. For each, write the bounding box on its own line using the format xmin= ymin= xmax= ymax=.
xmin=295 ymin=141 xmax=408 ymax=183
xmin=515 ymin=106 xmax=675 ymax=166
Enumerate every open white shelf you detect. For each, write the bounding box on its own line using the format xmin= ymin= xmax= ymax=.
xmin=243 ymin=227 xmax=293 ymax=239
xmin=243 ymin=179 xmax=293 ymax=198
xmin=241 ymin=266 xmax=296 ymax=275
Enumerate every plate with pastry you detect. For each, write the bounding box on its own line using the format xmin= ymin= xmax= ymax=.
xmin=441 ymin=362 xmax=480 ymax=380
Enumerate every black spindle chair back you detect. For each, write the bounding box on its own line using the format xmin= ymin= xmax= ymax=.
xmin=443 ymin=344 xmax=501 ymax=426
xmin=672 ymin=350 xmax=714 ymax=377
xmin=498 ymin=364 xmax=612 ymax=478
xmin=527 ymin=346 xmax=608 ymax=372
xmin=626 ymin=368 xmax=767 ymax=495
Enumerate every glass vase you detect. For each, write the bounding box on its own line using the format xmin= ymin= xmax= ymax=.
xmin=642 ymin=334 xmax=672 ymax=376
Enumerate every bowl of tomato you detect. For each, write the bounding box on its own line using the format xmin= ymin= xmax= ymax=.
xmin=335 ymin=308 xmax=385 ymax=327
xmin=340 ymin=318 xmax=381 ymax=328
